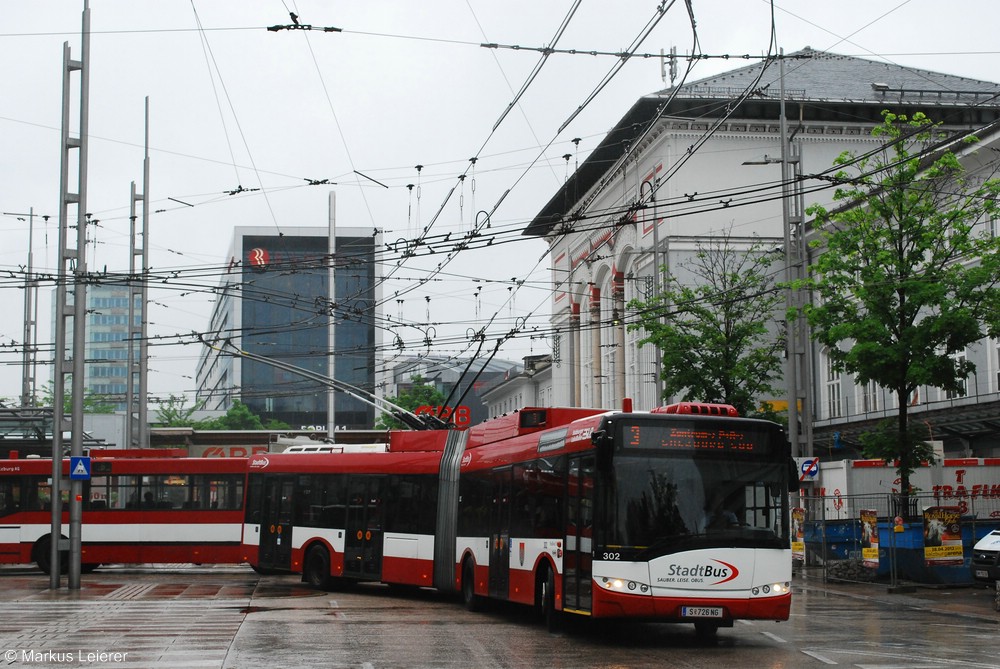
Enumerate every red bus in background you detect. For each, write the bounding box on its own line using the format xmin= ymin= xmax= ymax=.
xmin=244 ymin=402 xmax=794 ymax=636
xmin=0 ymin=451 xmax=246 ymax=573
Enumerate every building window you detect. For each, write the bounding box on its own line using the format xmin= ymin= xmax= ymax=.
xmin=859 ymin=379 xmax=879 ymax=413
xmin=824 ymin=351 xmax=842 ymax=418
xmin=946 ymin=350 xmax=968 ymax=400
xmin=994 ymin=338 xmax=1000 ymax=391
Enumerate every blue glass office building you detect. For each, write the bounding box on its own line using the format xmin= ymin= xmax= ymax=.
xmin=197 ymin=207 xmax=380 ymax=430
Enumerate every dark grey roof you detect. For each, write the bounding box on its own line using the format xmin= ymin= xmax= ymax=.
xmin=672 ymin=47 xmax=1000 ymax=106
xmin=525 ymin=48 xmax=1000 ymax=237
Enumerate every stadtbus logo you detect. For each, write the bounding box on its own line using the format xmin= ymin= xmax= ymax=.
xmin=249 ymin=456 xmax=270 ymax=469
xmin=664 ymin=560 xmax=739 ymax=585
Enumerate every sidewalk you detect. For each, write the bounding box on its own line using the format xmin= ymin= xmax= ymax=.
xmin=795 ymin=571 xmax=1000 ymax=623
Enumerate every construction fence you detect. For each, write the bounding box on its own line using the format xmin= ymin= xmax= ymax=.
xmin=794 ymin=491 xmax=1000 ymax=588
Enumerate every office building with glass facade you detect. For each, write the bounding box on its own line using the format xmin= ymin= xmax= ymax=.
xmin=196 ymin=199 xmax=381 ymax=429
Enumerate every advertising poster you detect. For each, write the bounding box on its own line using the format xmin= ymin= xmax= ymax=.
xmin=923 ymin=506 xmax=964 ymax=567
xmin=860 ymin=508 xmax=879 ymax=568
xmin=791 ymin=507 xmax=805 ymax=562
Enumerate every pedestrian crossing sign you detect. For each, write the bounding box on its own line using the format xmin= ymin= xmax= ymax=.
xmin=69 ymin=456 xmax=91 ymax=480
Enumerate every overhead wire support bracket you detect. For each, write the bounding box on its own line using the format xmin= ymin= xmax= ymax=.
xmin=267 ymin=23 xmax=342 ymax=33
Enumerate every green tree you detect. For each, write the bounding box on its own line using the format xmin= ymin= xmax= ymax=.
xmin=376 ymin=376 xmax=448 ymax=429
xmin=627 ymin=230 xmax=786 ymax=417
xmin=35 ymin=381 xmax=116 ymax=414
xmin=195 ymin=400 xmax=282 ymax=430
xmin=152 ymin=394 xmax=204 ymax=427
xmin=800 ymin=111 xmax=1000 ymax=498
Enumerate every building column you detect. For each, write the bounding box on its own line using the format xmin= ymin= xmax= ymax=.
xmin=569 ymin=302 xmax=581 ymax=407
xmin=590 ymin=284 xmax=602 ymax=407
xmin=612 ymin=271 xmax=626 ymax=407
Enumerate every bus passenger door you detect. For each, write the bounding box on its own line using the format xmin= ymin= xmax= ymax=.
xmin=258 ymin=476 xmax=294 ymax=571
xmin=343 ymin=477 xmax=384 ymax=580
xmin=564 ymin=456 xmax=594 ymax=612
xmin=488 ymin=469 xmax=511 ymax=599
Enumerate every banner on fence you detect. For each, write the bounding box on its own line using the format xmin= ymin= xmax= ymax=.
xmin=860 ymin=508 xmax=879 ymax=568
xmin=791 ymin=507 xmax=805 ymax=562
xmin=923 ymin=506 xmax=964 ymax=567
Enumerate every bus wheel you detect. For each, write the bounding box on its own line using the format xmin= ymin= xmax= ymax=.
xmin=542 ymin=568 xmax=561 ymax=632
xmin=80 ymin=563 xmax=101 ymax=574
xmin=461 ymin=559 xmax=482 ymax=612
xmin=31 ymin=535 xmax=68 ymax=576
xmin=304 ymin=545 xmax=333 ymax=590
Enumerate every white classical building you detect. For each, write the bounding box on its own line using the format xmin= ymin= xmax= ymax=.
xmin=522 ymin=48 xmax=1000 ymax=457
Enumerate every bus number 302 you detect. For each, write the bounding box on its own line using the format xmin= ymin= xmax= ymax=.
xmin=602 ymin=552 xmax=621 ymax=560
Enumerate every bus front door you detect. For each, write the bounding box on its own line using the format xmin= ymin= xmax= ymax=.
xmin=343 ymin=477 xmax=384 ymax=580
xmin=488 ymin=469 xmax=511 ymax=599
xmin=258 ymin=476 xmax=294 ymax=571
xmin=563 ymin=455 xmax=594 ymax=612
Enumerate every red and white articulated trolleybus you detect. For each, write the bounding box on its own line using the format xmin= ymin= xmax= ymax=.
xmin=0 ymin=450 xmax=247 ymax=573
xmin=456 ymin=401 xmax=794 ymax=635
xmin=244 ymin=401 xmax=794 ymax=635
xmin=242 ymin=430 xmax=456 ymax=588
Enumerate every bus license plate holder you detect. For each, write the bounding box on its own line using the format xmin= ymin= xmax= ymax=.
xmin=681 ymin=606 xmax=723 ymax=618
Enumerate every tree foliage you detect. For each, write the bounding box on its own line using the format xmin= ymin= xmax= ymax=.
xmin=375 ymin=376 xmax=448 ymax=430
xmin=627 ymin=230 xmax=785 ymax=417
xmin=153 ymin=395 xmax=204 ymax=427
xmin=801 ymin=111 xmax=1000 ymax=496
xmin=35 ymin=381 xmax=116 ymax=414
xmin=153 ymin=396 xmax=289 ymax=430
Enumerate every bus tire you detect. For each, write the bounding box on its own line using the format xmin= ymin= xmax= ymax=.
xmin=461 ymin=559 xmax=483 ymax=612
xmin=542 ymin=567 xmax=561 ymax=632
xmin=304 ymin=545 xmax=333 ymax=590
xmin=31 ymin=535 xmax=68 ymax=576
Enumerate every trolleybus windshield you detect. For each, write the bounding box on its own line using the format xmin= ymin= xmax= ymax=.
xmin=597 ymin=417 xmax=789 ymax=560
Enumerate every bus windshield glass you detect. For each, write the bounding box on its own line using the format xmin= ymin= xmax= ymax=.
xmin=597 ymin=417 xmax=789 ymax=560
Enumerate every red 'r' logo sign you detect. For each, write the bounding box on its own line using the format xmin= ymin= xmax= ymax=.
xmin=248 ymin=248 xmax=269 ymax=269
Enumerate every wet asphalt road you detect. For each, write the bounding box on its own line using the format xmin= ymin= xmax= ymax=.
xmin=0 ymin=565 xmax=996 ymax=668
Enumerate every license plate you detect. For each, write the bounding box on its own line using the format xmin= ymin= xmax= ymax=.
xmin=681 ymin=606 xmax=723 ymax=618
xmin=975 ymin=569 xmax=989 ymax=578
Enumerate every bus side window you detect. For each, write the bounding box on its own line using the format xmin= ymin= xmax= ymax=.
xmin=245 ymin=478 xmax=264 ymax=524
xmin=0 ymin=478 xmax=18 ymax=517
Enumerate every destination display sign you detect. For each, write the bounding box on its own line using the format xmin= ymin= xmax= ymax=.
xmin=623 ymin=421 xmax=774 ymax=455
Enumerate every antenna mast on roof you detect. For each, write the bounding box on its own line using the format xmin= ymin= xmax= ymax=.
xmin=661 ymin=46 xmax=677 ymax=87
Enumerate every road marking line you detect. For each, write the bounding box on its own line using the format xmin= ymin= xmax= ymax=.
xmin=761 ymin=631 xmax=786 ymax=643
xmin=801 ymin=649 xmax=837 ymax=664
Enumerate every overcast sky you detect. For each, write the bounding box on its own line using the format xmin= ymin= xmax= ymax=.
xmin=2 ymin=0 xmax=1000 ymax=406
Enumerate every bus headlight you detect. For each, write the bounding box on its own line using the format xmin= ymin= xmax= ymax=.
xmin=600 ymin=577 xmax=649 ymax=594
xmin=752 ymin=582 xmax=790 ymax=596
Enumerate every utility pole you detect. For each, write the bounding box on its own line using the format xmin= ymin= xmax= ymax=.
xmin=21 ymin=209 xmax=37 ymax=408
xmin=2 ymin=209 xmax=41 ymax=407
xmin=777 ymin=51 xmax=814 ymax=458
xmin=126 ymin=98 xmax=151 ymax=449
xmin=53 ymin=0 xmax=91 ymax=590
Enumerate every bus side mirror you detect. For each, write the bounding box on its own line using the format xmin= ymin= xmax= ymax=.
xmin=788 ymin=458 xmax=800 ymax=492
xmin=592 ymin=429 xmax=613 ymax=470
